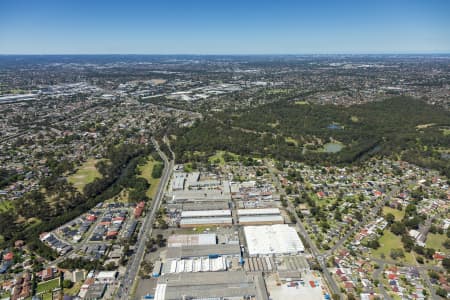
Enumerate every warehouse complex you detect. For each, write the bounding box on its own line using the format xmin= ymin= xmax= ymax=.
xmin=144 ymin=169 xmax=325 ymax=300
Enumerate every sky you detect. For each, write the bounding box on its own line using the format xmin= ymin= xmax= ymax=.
xmin=0 ymin=0 xmax=449 ymax=54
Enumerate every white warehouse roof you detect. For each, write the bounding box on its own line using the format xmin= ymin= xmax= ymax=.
xmin=239 ymin=215 xmax=284 ymax=224
xmin=244 ymin=224 xmax=304 ymax=256
xmin=96 ymin=271 xmax=117 ymax=279
xmin=237 ymin=208 xmax=280 ymax=216
xmin=181 ymin=209 xmax=231 ymax=218
xmin=180 ymin=217 xmax=232 ymax=226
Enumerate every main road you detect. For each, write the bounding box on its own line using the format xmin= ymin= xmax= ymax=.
xmin=116 ymin=137 xmax=174 ymax=300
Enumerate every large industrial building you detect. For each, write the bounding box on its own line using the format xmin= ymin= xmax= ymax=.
xmin=244 ymin=224 xmax=305 ymax=256
xmin=162 ymin=256 xmax=228 ymax=274
xmin=181 ymin=209 xmax=231 ymax=218
xmin=167 ymin=233 xmax=216 ymax=247
xmin=179 ymin=209 xmax=233 ymax=228
xmin=171 ymin=173 xmax=186 ymax=191
xmin=161 ymin=239 xmax=241 ymax=275
xmin=239 ymin=215 xmax=284 ymax=225
xmin=238 ymin=208 xmax=284 ymax=225
xmin=179 ymin=217 xmax=233 ymax=228
xmin=165 ymin=244 xmax=240 ymax=260
xmin=154 ymin=271 xmax=268 ymax=300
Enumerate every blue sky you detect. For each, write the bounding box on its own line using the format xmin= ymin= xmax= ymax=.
xmin=0 ymin=0 xmax=449 ymax=54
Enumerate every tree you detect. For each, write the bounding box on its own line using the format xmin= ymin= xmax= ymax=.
xmin=367 ymin=239 xmax=380 ymax=249
xmin=404 ymin=216 xmax=420 ymax=229
xmin=425 ymin=248 xmax=435 ymax=260
xmin=354 ymin=211 xmax=363 ymax=222
xmin=414 ymin=245 xmax=425 ymax=255
xmin=436 ymin=287 xmax=447 ymax=298
xmin=62 ymin=280 xmax=73 ymax=289
xmin=425 ymin=248 xmax=436 ymax=259
xmin=428 ymin=270 xmax=440 ymax=280
xmin=401 ymin=235 xmax=414 ymax=252
xmin=151 ymin=163 xmax=164 ymax=178
xmin=390 ymin=248 xmax=405 ymax=260
xmin=385 ymin=213 xmax=395 ymax=224
xmin=390 ymin=221 xmax=406 ymax=235
xmin=442 ymin=257 xmax=450 ymax=271
xmin=404 ymin=204 xmax=417 ymax=217
xmin=443 ymin=239 xmax=450 ymax=249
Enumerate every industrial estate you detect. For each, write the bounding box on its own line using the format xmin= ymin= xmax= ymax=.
xmin=0 ymin=53 xmax=449 ymax=300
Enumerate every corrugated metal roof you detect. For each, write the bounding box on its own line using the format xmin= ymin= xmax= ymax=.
xmin=244 ymin=224 xmax=304 ymax=256
xmin=180 ymin=217 xmax=232 ymax=226
xmin=181 ymin=209 xmax=231 ymax=218
xmin=237 ymin=208 xmax=281 ymax=216
xmin=239 ymin=215 xmax=284 ymax=223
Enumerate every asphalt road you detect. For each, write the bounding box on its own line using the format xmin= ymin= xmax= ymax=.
xmin=372 ymin=262 xmax=392 ymax=300
xmin=116 ymin=138 xmax=173 ymax=300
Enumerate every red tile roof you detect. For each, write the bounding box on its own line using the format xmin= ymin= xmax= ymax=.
xmin=3 ymin=252 xmax=13 ymax=261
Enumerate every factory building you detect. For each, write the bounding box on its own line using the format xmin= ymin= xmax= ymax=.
xmin=238 ymin=208 xmax=280 ymax=216
xmin=154 ymin=271 xmax=268 ymax=300
xmin=178 ymin=209 xmax=233 ymax=228
xmin=162 ymin=256 xmax=228 ymax=274
xmin=239 ymin=215 xmax=284 ymax=225
xmin=181 ymin=201 xmax=229 ymax=211
xmin=179 ymin=217 xmax=233 ymax=228
xmin=167 ymin=233 xmax=216 ymax=247
xmin=238 ymin=208 xmax=284 ymax=225
xmin=171 ymin=173 xmax=186 ymax=191
xmin=244 ymin=224 xmax=304 ymax=256
xmin=165 ymin=244 xmax=241 ymax=260
xmin=181 ymin=209 xmax=231 ymax=218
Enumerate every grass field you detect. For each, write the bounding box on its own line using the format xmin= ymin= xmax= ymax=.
xmin=350 ymin=116 xmax=359 ymax=122
xmin=64 ymin=281 xmax=82 ymax=296
xmin=68 ymin=159 xmax=102 ymax=192
xmin=41 ymin=292 xmax=53 ymax=300
xmin=426 ymin=233 xmax=448 ymax=253
xmin=441 ymin=128 xmax=450 ymax=136
xmin=294 ymin=100 xmax=309 ymax=105
xmin=0 ymin=200 xmax=13 ymax=212
xmin=268 ymin=120 xmax=280 ymax=128
xmin=107 ymin=189 xmax=131 ymax=203
xmin=372 ymin=230 xmax=415 ymax=264
xmin=37 ymin=278 xmax=60 ymax=293
xmin=138 ymin=156 xmax=161 ymax=199
xmin=208 ymin=151 xmax=239 ymax=166
xmin=382 ymin=207 xmax=405 ymax=221
xmin=285 ymin=137 xmax=299 ymax=146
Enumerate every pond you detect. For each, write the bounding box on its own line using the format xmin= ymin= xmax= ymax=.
xmin=323 ymin=142 xmax=344 ymax=153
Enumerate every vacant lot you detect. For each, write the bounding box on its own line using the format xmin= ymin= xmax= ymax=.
xmin=372 ymin=230 xmax=415 ymax=264
xmin=68 ymin=159 xmax=102 ymax=192
xmin=426 ymin=233 xmax=448 ymax=254
xmin=0 ymin=200 xmax=13 ymax=212
xmin=37 ymin=278 xmax=60 ymax=294
xmin=138 ymin=156 xmax=161 ymax=199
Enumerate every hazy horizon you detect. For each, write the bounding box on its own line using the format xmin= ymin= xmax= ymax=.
xmin=1 ymin=0 xmax=449 ymax=55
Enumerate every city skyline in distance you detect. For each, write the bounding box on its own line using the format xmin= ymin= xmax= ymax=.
xmin=0 ymin=0 xmax=449 ymax=55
